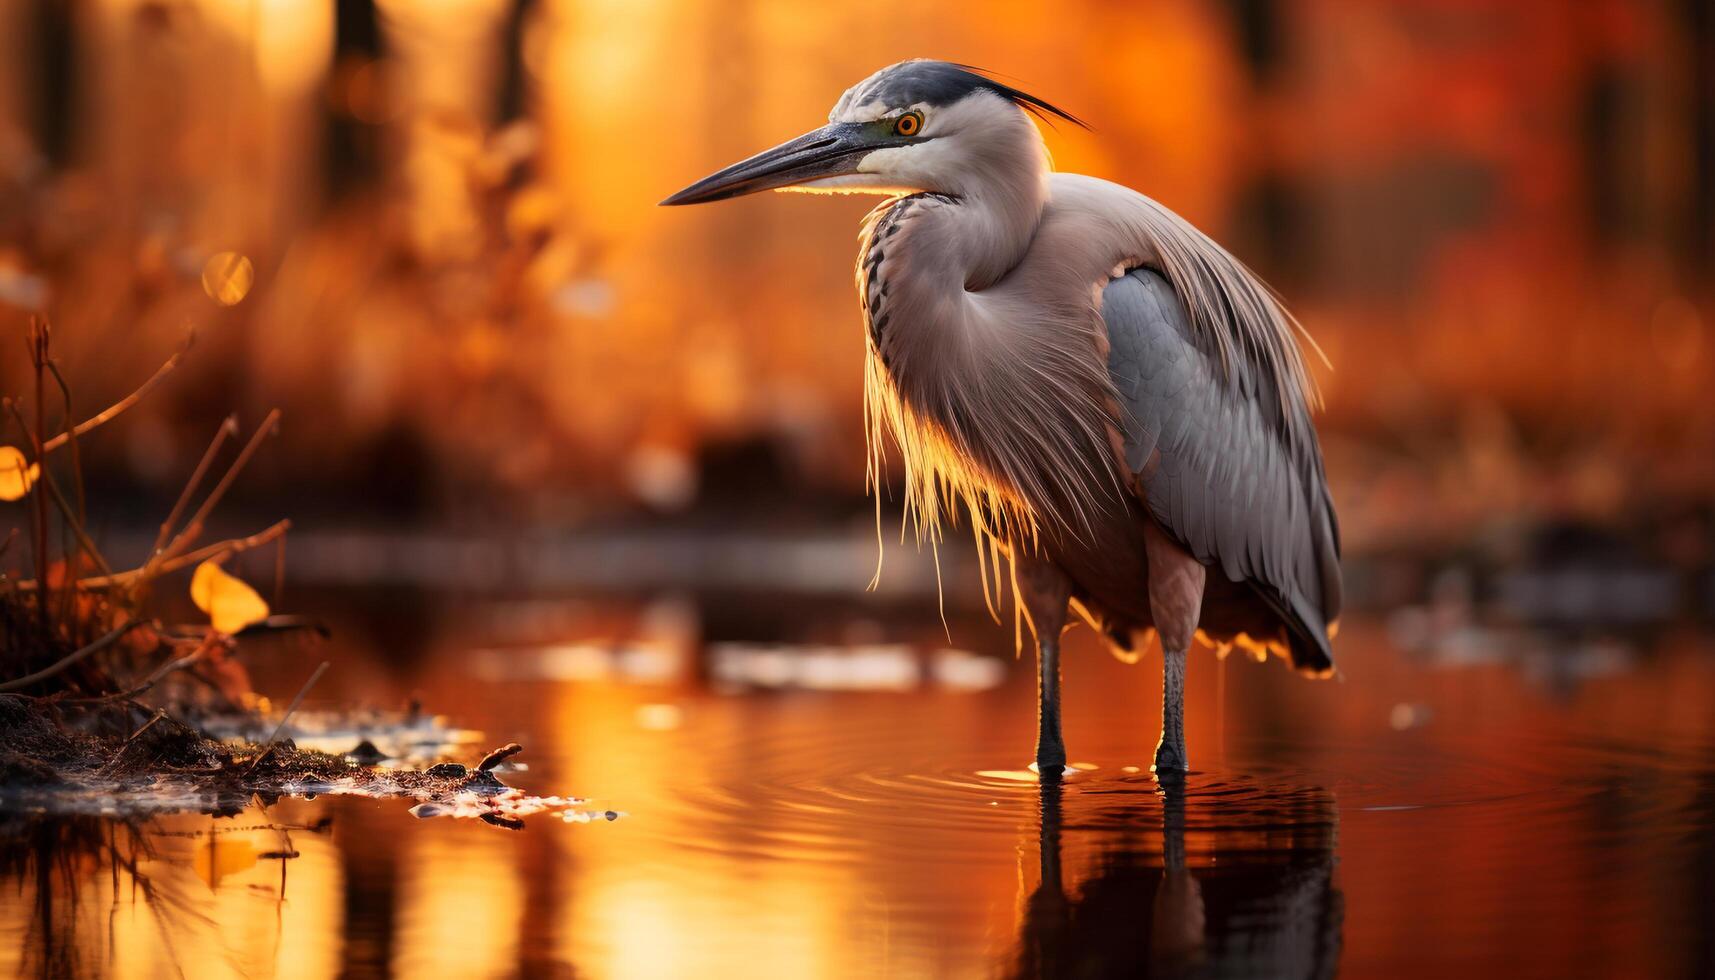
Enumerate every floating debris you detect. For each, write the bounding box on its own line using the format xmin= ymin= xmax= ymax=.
xmin=408 ymin=787 xmax=620 ymax=827
xmin=0 ymin=696 xmax=599 ymax=828
xmin=478 ymin=742 xmax=525 ymax=771
xmin=346 ymin=739 xmax=388 ymax=765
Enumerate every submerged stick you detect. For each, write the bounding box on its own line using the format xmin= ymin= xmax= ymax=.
xmin=244 ymin=660 xmax=329 ymax=776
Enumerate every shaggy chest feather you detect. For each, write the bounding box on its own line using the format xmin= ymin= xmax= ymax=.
xmin=855 ymin=194 xmax=1123 ymax=548
xmin=858 ymin=194 xmax=952 ymax=368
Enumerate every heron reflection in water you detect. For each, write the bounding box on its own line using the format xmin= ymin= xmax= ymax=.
xmin=1012 ymin=774 xmax=1343 ymax=978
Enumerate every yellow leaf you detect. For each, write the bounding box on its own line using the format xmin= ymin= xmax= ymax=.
xmin=191 ymin=559 xmax=271 ymax=635
xmin=0 ymin=446 xmax=39 ymax=501
xmin=192 ymin=837 xmax=257 ymax=890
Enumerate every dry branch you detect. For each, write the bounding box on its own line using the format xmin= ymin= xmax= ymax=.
xmin=154 ymin=415 xmax=239 ymax=556
xmin=0 ymin=617 xmax=144 ymax=693
xmin=9 ymin=520 xmax=291 ymax=593
xmin=39 ymin=335 xmax=192 ymax=453
xmin=245 ymin=660 xmax=329 ymax=775
xmin=139 ymin=409 xmax=281 ymax=593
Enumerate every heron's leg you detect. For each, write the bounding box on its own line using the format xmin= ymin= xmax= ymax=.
xmin=1015 ymin=552 xmax=1073 ymax=774
xmin=1144 ymin=521 xmax=1205 ymax=775
xmin=1036 ymin=632 xmax=1067 ymax=773
xmin=1154 ymin=647 xmax=1189 ymax=773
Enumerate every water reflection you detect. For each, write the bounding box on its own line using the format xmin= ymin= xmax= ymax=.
xmin=0 ymin=808 xmax=340 ymax=979
xmin=1013 ymin=773 xmax=1341 ymax=979
xmin=4 ymin=594 xmax=1715 ymax=977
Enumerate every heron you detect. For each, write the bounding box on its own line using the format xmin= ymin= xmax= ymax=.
xmin=663 ymin=60 xmax=1341 ymax=775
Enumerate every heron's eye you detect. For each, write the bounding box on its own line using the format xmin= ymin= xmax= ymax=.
xmin=893 ymin=111 xmax=923 ymax=137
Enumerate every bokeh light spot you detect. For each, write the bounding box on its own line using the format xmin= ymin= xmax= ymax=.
xmin=201 ymin=251 xmax=254 ymax=307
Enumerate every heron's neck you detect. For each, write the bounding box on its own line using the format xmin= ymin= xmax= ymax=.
xmin=925 ymin=142 xmax=1050 ymax=291
xmin=860 ymin=120 xmax=1050 ymax=378
xmin=864 ymin=193 xmax=1033 ymax=367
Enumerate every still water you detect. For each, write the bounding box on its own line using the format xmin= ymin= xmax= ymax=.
xmin=3 ymin=589 xmax=1713 ymax=978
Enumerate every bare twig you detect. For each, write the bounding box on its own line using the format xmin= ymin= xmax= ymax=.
xmin=44 ymin=355 xmax=87 ymax=629
xmin=29 ymin=322 xmax=50 ymax=634
xmin=152 ymin=521 xmax=295 ymax=589
xmin=152 ymin=415 xmax=238 ymax=557
xmin=124 ymin=709 xmax=168 ymax=744
xmin=172 ymin=409 xmax=280 ymax=548
xmin=92 ymin=707 xmax=169 ymax=777
xmin=44 ymin=358 xmax=86 ymax=524
xmin=0 ymin=617 xmax=143 ymax=693
xmin=244 ymin=661 xmax=328 ymax=776
xmin=39 ymin=335 xmax=193 ymax=453
xmin=64 ymin=641 xmax=212 ymax=705
xmin=139 ymin=409 xmax=280 ymax=594
xmin=144 ymin=519 xmax=293 ymax=581
xmin=272 ymin=532 xmax=286 ymax=608
xmin=37 ymin=464 xmax=116 ymax=579
xmin=10 ymin=520 xmax=291 ymax=593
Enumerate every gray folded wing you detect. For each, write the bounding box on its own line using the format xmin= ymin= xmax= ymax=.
xmin=1103 ymin=268 xmax=1341 ymax=670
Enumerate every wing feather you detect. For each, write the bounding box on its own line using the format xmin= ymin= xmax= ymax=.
xmin=1103 ymin=269 xmax=1341 ymax=671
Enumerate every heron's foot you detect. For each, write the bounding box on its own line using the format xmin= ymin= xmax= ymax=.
xmin=1152 ymin=736 xmax=1188 ymax=775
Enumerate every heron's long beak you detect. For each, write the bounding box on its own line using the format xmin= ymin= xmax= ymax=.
xmin=661 ymin=122 xmax=897 ymax=206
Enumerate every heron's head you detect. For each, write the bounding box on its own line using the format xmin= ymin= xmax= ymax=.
xmin=661 ymin=60 xmax=1083 ymax=206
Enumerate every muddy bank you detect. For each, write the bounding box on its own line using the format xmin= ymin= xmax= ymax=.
xmin=0 ymin=695 xmax=610 ymax=826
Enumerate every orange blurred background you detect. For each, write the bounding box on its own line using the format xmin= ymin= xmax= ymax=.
xmin=4 ymin=8 xmax=1715 ymax=977
xmin=0 ymin=0 xmax=1711 ymax=562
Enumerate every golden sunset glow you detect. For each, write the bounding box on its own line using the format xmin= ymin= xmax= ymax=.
xmin=1 ymin=1 xmax=1711 ymax=978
